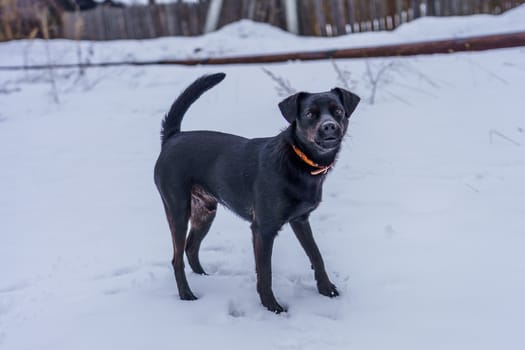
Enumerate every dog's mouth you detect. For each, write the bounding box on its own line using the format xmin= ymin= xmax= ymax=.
xmin=315 ymin=137 xmax=341 ymax=150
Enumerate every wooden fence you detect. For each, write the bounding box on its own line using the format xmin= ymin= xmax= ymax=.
xmin=62 ymin=1 xmax=210 ymax=40
xmin=295 ymin=0 xmax=525 ymax=36
xmin=7 ymin=0 xmax=525 ymax=41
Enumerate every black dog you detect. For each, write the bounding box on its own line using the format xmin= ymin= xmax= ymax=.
xmin=154 ymin=73 xmax=360 ymax=313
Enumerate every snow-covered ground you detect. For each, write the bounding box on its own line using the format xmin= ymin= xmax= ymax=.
xmin=1 ymin=6 xmax=525 ymax=350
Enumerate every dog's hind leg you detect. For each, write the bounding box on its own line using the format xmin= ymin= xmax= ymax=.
xmin=186 ymin=186 xmax=217 ymax=275
xmin=162 ymin=195 xmax=196 ymax=300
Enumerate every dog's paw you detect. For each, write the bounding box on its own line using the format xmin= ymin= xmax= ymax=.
xmin=179 ymin=289 xmax=198 ymax=301
xmin=261 ymin=298 xmax=287 ymax=314
xmin=266 ymin=302 xmax=286 ymax=314
xmin=318 ymin=282 xmax=339 ymax=298
xmin=187 ymin=253 xmax=208 ymax=275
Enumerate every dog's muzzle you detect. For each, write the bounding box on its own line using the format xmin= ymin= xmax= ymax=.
xmin=316 ymin=121 xmax=342 ymax=149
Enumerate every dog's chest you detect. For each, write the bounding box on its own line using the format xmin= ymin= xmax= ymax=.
xmin=284 ymin=182 xmax=322 ymax=220
xmin=289 ymin=199 xmax=319 ymax=219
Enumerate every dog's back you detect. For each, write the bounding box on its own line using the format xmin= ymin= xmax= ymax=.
xmin=154 ymin=73 xmax=263 ymax=220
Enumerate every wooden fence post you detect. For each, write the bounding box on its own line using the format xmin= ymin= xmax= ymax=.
xmin=346 ymin=0 xmax=356 ymax=32
xmin=330 ymin=0 xmax=346 ymax=35
xmin=412 ymin=0 xmax=421 ymax=18
xmin=284 ymin=0 xmax=299 ymax=34
xmin=204 ymin=0 xmax=223 ymax=33
xmin=312 ymin=0 xmax=327 ymax=36
xmin=427 ymin=0 xmax=436 ymax=15
xmin=151 ymin=4 xmax=164 ymax=37
xmin=395 ymin=0 xmax=403 ymax=26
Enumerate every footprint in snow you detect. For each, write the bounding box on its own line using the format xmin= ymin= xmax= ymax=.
xmin=103 ymin=287 xmax=124 ymax=295
xmin=93 ymin=265 xmax=142 ymax=280
xmin=201 ymin=244 xmax=234 ymax=253
xmin=384 ymin=224 xmax=396 ymax=238
xmin=112 ymin=266 xmax=139 ymax=277
xmin=227 ymin=300 xmax=245 ymax=318
xmin=0 ymin=281 xmax=29 ymax=294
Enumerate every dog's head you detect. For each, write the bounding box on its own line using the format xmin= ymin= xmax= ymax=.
xmin=279 ymin=88 xmax=360 ymax=153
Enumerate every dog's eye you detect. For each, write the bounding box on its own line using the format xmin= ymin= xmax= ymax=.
xmin=304 ymin=111 xmax=314 ymax=119
xmin=334 ymin=108 xmax=344 ymax=117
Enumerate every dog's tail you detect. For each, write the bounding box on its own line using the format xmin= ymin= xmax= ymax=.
xmin=160 ymin=72 xmax=226 ymax=145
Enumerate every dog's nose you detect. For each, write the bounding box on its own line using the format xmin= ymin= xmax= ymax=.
xmin=321 ymin=121 xmax=338 ymax=134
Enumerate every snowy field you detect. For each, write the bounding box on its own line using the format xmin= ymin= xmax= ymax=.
xmin=1 ymin=7 xmax=525 ymax=350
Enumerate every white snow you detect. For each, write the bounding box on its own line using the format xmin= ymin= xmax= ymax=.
xmin=1 ymin=6 xmax=525 ymax=350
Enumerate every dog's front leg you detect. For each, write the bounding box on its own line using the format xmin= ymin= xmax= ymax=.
xmin=290 ymin=218 xmax=339 ymax=298
xmin=251 ymin=223 xmax=285 ymax=313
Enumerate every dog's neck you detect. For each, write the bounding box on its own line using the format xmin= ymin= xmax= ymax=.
xmin=279 ymin=126 xmax=340 ymax=174
xmin=291 ymin=145 xmax=333 ymax=175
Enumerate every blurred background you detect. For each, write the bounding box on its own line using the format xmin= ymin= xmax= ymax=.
xmin=1 ymin=0 xmax=524 ymax=41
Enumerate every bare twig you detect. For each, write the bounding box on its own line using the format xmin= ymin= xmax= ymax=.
xmin=38 ymin=9 xmax=60 ymax=104
xmin=0 ymin=81 xmax=20 ymax=94
xmin=385 ymin=90 xmax=411 ymax=105
xmin=466 ymin=58 xmax=509 ymax=85
xmin=73 ymin=7 xmax=86 ymax=78
xmin=363 ymin=58 xmax=444 ymax=104
xmin=398 ymin=64 xmax=441 ymax=88
xmin=67 ymin=43 xmax=97 ymax=92
xmin=503 ymin=62 xmax=525 ymax=72
xmin=261 ymin=67 xmax=296 ymax=97
xmin=465 ymin=183 xmax=480 ymax=193
xmin=489 ymin=129 xmax=520 ymax=146
xmin=330 ymin=59 xmax=356 ymax=90
xmin=365 ymin=60 xmax=396 ymax=104
xmin=390 ymin=81 xmax=438 ymax=97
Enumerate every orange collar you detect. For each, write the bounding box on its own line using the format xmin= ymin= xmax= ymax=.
xmin=291 ymin=145 xmax=333 ymax=176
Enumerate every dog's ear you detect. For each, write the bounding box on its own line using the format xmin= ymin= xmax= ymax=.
xmin=332 ymin=88 xmax=360 ymax=117
xmin=278 ymin=92 xmax=305 ymax=124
